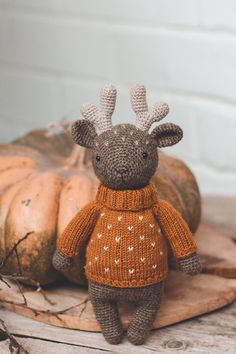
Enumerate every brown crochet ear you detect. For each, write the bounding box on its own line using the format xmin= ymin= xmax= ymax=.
xmin=71 ymin=120 xmax=97 ymax=148
xmin=151 ymin=123 xmax=183 ymax=148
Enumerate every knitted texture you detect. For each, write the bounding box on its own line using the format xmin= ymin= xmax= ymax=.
xmin=151 ymin=123 xmax=183 ymax=148
xmin=52 ymin=84 xmax=201 ymax=346
xmin=154 ymin=199 xmax=197 ymax=259
xmin=52 ymin=249 xmax=71 ymax=271
xmin=71 ymin=120 xmax=97 ymax=148
xmin=81 ymin=84 xmax=116 ymax=133
xmin=177 ymin=252 xmax=202 ymax=275
xmin=91 ymin=123 xmax=159 ymax=190
xmin=130 ymin=83 xmax=169 ymax=131
xmin=88 ymin=279 xmax=163 ymax=345
xmin=56 ymin=183 xmax=197 ymax=288
xmin=57 ymin=201 xmax=101 ymax=257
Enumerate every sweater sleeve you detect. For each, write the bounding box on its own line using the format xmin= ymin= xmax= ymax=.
xmin=153 ymin=199 xmax=197 ymax=259
xmin=57 ymin=201 xmax=101 ymax=257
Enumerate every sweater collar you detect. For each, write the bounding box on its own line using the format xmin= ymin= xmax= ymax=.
xmin=96 ymin=183 xmax=158 ymax=211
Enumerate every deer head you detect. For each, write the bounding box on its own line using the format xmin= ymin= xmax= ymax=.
xmin=71 ymin=84 xmax=183 ymax=190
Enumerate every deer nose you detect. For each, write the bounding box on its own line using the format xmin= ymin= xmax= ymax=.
xmin=115 ymin=166 xmax=128 ymax=175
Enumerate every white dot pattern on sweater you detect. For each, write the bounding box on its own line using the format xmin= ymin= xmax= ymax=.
xmin=59 ymin=183 xmax=197 ymax=288
xmin=86 ymin=208 xmax=166 ymax=283
xmin=84 ymin=195 xmax=177 ymax=288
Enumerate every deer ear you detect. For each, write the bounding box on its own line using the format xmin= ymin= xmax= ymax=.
xmin=71 ymin=120 xmax=97 ymax=148
xmin=151 ymin=123 xmax=183 ymax=148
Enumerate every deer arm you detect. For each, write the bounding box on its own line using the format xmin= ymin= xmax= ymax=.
xmin=153 ymin=199 xmax=197 ymax=259
xmin=56 ymin=201 xmax=101 ymax=258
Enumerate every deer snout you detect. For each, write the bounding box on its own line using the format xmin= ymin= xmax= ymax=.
xmin=115 ymin=166 xmax=130 ymax=179
xmin=115 ymin=166 xmax=129 ymax=176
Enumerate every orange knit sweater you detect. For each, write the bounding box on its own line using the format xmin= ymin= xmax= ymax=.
xmin=57 ymin=183 xmax=197 ymax=288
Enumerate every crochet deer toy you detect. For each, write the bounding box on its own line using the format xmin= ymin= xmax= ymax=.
xmin=52 ymin=84 xmax=202 ymax=345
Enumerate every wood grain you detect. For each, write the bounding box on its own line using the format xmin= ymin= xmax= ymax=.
xmin=202 ymin=195 xmax=236 ymax=240
xmin=196 ymin=224 xmax=236 ymax=278
xmin=1 ymin=265 xmax=236 ymax=331
xmin=1 ymin=304 xmax=236 ymax=354
xmin=0 ymin=337 xmax=109 ymax=354
xmin=1 ymin=196 xmax=236 ymax=353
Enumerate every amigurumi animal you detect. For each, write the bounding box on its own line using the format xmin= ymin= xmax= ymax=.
xmin=52 ymin=84 xmax=202 ymax=345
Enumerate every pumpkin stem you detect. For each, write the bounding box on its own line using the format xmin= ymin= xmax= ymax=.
xmin=65 ymin=145 xmax=92 ymax=170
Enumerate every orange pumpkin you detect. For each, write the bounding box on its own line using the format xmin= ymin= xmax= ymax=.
xmin=0 ymin=124 xmax=201 ymax=285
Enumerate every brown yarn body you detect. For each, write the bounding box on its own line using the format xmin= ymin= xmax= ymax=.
xmin=56 ymin=183 xmax=198 ymax=344
xmin=53 ymin=84 xmax=202 ymax=345
xmin=88 ymin=279 xmax=164 ymax=345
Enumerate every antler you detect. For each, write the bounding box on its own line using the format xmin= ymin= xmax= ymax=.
xmin=81 ymin=84 xmax=116 ymax=132
xmin=130 ymin=84 xmax=169 ymax=131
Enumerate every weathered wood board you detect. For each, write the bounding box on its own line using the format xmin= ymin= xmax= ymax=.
xmin=202 ymin=195 xmax=236 ymax=240
xmin=2 ymin=305 xmax=236 ymax=354
xmin=197 ymin=224 xmax=236 ymax=278
xmin=1 ymin=224 xmax=236 ymax=332
xmin=1 ymin=196 xmax=236 ymax=354
xmin=1 ymin=271 xmax=236 ymax=331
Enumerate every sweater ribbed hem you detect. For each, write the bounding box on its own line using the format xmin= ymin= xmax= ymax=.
xmin=85 ymin=270 xmax=167 ymax=288
xmin=174 ymin=248 xmax=197 ymax=260
xmin=96 ymin=183 xmax=158 ymax=211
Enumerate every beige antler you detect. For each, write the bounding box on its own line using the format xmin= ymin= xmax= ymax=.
xmin=81 ymin=84 xmax=116 ymax=132
xmin=130 ymin=84 xmax=169 ymax=131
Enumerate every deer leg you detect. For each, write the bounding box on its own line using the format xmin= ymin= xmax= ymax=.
xmin=127 ymin=281 xmax=164 ymax=345
xmin=88 ymin=280 xmax=123 ymax=345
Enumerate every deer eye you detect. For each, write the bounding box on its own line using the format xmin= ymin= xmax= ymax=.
xmin=96 ymin=155 xmax=101 ymax=162
xmin=142 ymin=152 xmax=148 ymax=160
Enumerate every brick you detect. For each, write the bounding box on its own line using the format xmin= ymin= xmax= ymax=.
xmin=187 ymin=162 xmax=236 ymax=196
xmin=0 ymin=115 xmax=32 ymax=143
xmin=0 ymin=69 xmax=118 ymax=140
xmin=1 ymin=70 xmax=236 ymax=195
xmin=197 ymin=103 xmax=236 ymax=172
xmin=0 ymin=68 xmax=60 ymax=125
xmin=1 ymin=12 xmax=236 ymax=102
xmin=166 ymin=96 xmax=236 ymax=172
xmin=0 ymin=0 xmax=200 ymax=26
xmin=0 ymin=1 xmax=236 ymax=195
xmin=199 ymin=0 xmax=236 ymax=31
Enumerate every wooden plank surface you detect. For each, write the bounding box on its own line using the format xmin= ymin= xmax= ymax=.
xmin=0 ymin=335 xmax=110 ymax=354
xmin=197 ymin=224 xmax=236 ymax=278
xmin=2 ymin=222 xmax=236 ymax=331
xmin=202 ymin=196 xmax=236 ymax=240
xmin=1 ymin=196 xmax=236 ymax=353
xmin=1 ymin=304 xmax=236 ymax=354
xmin=1 ymin=270 xmax=236 ymax=331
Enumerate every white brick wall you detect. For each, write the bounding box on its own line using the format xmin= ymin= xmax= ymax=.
xmin=0 ymin=0 xmax=235 ymax=195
